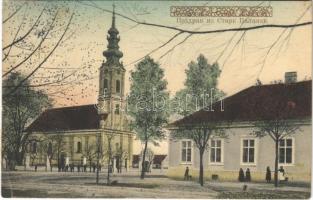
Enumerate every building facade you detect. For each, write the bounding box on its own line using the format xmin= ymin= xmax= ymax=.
xmin=167 ymin=79 xmax=311 ymax=182
xmin=25 ymin=7 xmax=134 ymax=171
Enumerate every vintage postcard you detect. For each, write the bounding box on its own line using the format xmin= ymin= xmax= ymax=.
xmin=1 ymin=0 xmax=312 ymax=199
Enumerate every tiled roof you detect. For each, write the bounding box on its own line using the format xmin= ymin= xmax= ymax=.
xmin=26 ymin=104 xmax=106 ymax=132
xmin=170 ymin=81 xmax=311 ymax=127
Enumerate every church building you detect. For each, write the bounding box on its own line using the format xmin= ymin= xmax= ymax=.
xmin=25 ymin=7 xmax=134 ymax=171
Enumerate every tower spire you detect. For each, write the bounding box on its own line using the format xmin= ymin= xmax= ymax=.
xmin=103 ymin=3 xmax=123 ymax=66
xmin=112 ymin=3 xmax=115 ymax=28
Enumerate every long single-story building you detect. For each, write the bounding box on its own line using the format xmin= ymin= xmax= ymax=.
xmin=167 ymin=77 xmax=311 ymax=182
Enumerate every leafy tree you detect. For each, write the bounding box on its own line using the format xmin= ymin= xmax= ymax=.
xmin=2 ymin=72 xmax=51 ymax=169
xmin=171 ymin=54 xmax=226 ymax=186
xmin=128 ymin=56 xmax=169 ymax=179
xmin=171 ymin=54 xmax=224 ymax=116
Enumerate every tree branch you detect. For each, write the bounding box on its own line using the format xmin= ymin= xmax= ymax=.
xmin=6 ymin=13 xmax=74 ymax=96
xmin=3 ymin=2 xmax=26 ymax=24
xmin=3 ymin=10 xmax=59 ymax=77
xmin=3 ymin=7 xmax=45 ymax=51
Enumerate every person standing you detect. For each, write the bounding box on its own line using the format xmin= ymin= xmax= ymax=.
xmin=266 ymin=166 xmax=271 ymax=183
xmin=238 ymin=168 xmax=245 ymax=182
xmin=184 ymin=167 xmax=189 ymax=180
xmin=245 ymin=168 xmax=251 ymax=182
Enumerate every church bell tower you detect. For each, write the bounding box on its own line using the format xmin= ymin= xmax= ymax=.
xmin=98 ymin=4 xmax=126 ymax=129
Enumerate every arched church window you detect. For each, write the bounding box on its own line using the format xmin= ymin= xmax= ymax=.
xmin=116 ymin=80 xmax=121 ymax=93
xmin=32 ymin=142 xmax=37 ymax=153
xmin=77 ymin=141 xmax=82 ymax=153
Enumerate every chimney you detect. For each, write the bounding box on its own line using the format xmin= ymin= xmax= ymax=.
xmin=285 ymin=72 xmax=297 ymax=84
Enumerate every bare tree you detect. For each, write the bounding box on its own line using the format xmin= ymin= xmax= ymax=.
xmin=141 ymin=148 xmax=154 ymax=173
xmin=85 ymin=144 xmax=97 ymax=172
xmin=44 ymin=133 xmax=66 ymax=172
xmin=250 ymin=85 xmax=304 ymax=187
xmin=101 ymin=132 xmax=115 ymax=185
xmin=2 ymin=2 xmax=80 ymax=103
xmin=172 ymin=123 xmax=227 ymax=186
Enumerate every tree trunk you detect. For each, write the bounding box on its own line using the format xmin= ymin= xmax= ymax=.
xmin=199 ymin=149 xmax=204 ymax=186
xmin=107 ymin=156 xmax=111 ymax=185
xmin=140 ymin=140 xmax=148 ymax=179
xmin=89 ymin=160 xmax=92 ymax=172
xmin=57 ymin=151 xmax=60 ymax=172
xmin=96 ymin=149 xmax=100 ymax=184
xmin=274 ymin=139 xmax=279 ymax=187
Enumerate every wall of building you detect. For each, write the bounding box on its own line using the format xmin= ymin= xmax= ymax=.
xmin=28 ymin=130 xmax=133 ymax=169
xmin=168 ymin=123 xmax=311 ymax=182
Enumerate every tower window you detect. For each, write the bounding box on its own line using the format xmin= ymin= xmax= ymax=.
xmin=116 ymin=80 xmax=121 ymax=93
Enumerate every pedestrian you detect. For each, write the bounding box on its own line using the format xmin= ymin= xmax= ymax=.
xmin=184 ymin=167 xmax=189 ymax=180
xmin=238 ymin=168 xmax=245 ymax=182
xmin=35 ymin=165 xmax=37 ymax=172
xmin=266 ymin=166 xmax=271 ymax=183
xmin=279 ymin=166 xmax=287 ymax=181
xmin=116 ymin=158 xmax=120 ymax=173
xmin=246 ymin=168 xmax=251 ymax=182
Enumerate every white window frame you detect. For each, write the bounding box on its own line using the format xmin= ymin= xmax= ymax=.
xmin=209 ymin=139 xmax=224 ymax=165
xmin=240 ymin=138 xmax=258 ymax=166
xmin=180 ymin=140 xmax=193 ymax=164
xmin=278 ymin=137 xmax=295 ymax=166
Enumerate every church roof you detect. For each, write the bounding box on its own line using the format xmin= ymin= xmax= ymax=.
xmin=26 ymin=104 xmax=106 ymax=132
xmin=169 ymin=80 xmax=311 ymax=127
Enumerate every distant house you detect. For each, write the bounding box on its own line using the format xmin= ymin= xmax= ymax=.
xmin=167 ymin=76 xmax=311 ymax=182
xmin=132 ymin=155 xmax=140 ymax=168
xmin=152 ymin=155 xmax=167 ymax=169
xmin=132 ymin=154 xmax=167 ymax=169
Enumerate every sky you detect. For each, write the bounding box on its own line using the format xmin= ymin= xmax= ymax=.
xmin=3 ymin=1 xmax=312 ymax=154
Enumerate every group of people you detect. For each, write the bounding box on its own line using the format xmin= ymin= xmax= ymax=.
xmin=266 ymin=166 xmax=288 ymax=182
xmin=238 ymin=168 xmax=251 ymax=182
xmin=56 ymin=163 xmax=101 ymax=173
xmin=182 ymin=166 xmax=289 ymax=183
